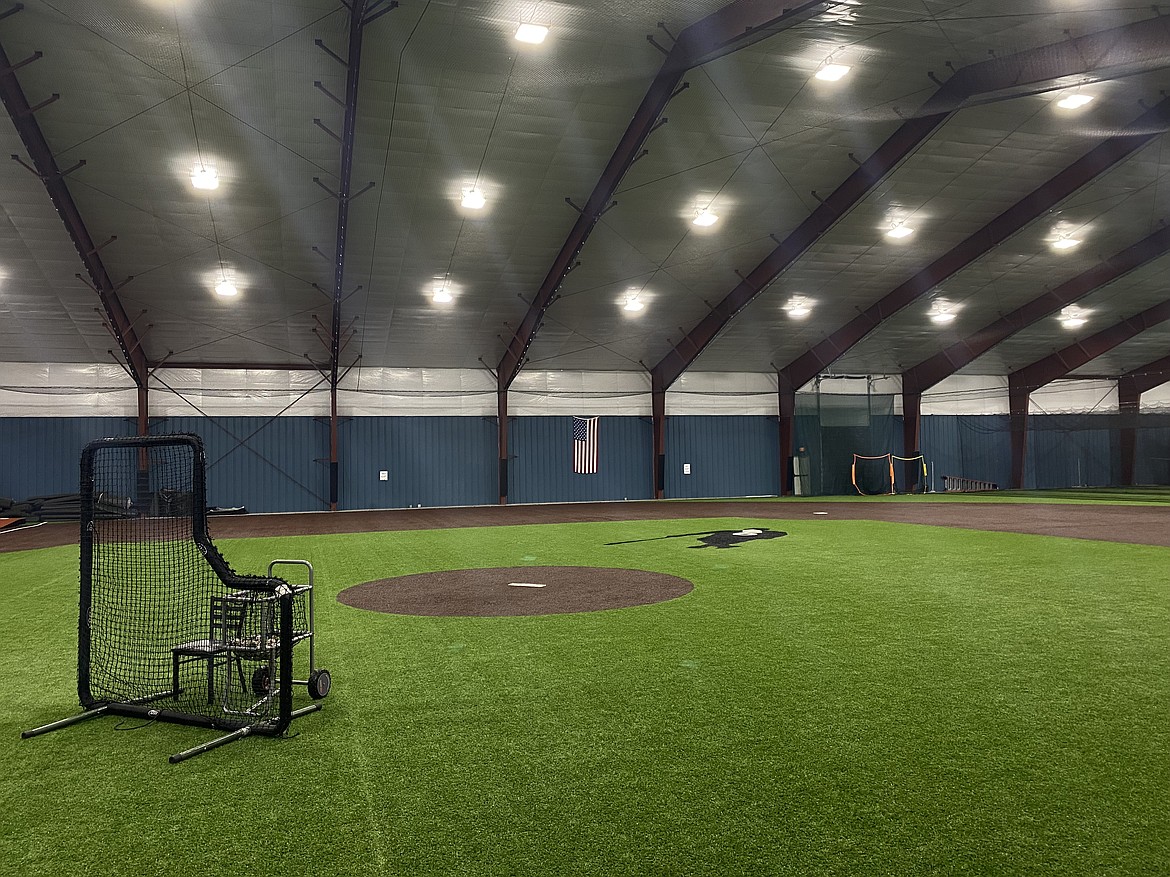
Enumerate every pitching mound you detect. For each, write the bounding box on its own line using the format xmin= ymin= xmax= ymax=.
xmin=337 ymin=565 xmax=694 ymax=617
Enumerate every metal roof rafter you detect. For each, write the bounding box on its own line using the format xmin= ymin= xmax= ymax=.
xmin=779 ymin=92 xmax=1170 ymax=392
xmin=1119 ymin=353 xmax=1170 ymax=396
xmin=321 ymin=0 xmax=388 ymax=388
xmin=496 ymin=0 xmax=832 ymax=390
xmin=1008 ymin=296 xmax=1170 ymax=487
xmin=651 ymin=14 xmax=1170 ymax=393
xmin=1009 ymin=297 xmax=1170 ymax=396
xmin=902 ymin=222 xmax=1170 ymax=394
xmin=0 ymin=21 xmax=147 ymax=385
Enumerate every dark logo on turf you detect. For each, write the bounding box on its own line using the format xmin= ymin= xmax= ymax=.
xmin=606 ymin=527 xmax=787 ymax=549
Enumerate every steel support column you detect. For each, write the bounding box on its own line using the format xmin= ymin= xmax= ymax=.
xmin=778 ymin=375 xmax=795 ymax=496
xmin=902 ymin=390 xmax=922 ymax=492
xmin=137 ymin=386 xmax=149 ymax=437
xmin=497 ymin=389 xmax=508 ymax=505
xmin=652 ymin=381 xmax=666 ymax=499
xmin=323 ymin=0 xmax=385 ymax=510
xmin=1118 ymin=376 xmax=1141 ymax=486
xmin=652 ymin=17 xmax=1170 ymax=392
xmin=497 ymin=0 xmax=830 ymax=393
xmin=1008 ymin=378 xmax=1029 ymax=489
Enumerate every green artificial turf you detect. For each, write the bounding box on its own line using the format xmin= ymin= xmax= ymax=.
xmin=2 ymin=517 xmax=1168 ymax=876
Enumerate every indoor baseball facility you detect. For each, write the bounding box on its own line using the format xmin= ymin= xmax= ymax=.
xmin=1 ymin=1 xmax=1168 ymax=874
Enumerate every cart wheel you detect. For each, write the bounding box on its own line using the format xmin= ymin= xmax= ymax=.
xmin=251 ymin=666 xmax=271 ymax=696
xmin=308 ymin=668 xmax=331 ymax=700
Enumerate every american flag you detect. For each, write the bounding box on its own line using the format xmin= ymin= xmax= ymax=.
xmin=572 ymin=416 xmax=598 ymax=474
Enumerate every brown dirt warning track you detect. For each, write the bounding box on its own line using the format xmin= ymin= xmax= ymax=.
xmin=2 ymin=498 xmax=1168 ymax=554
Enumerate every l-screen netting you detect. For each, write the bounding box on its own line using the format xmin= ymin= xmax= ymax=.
xmin=852 ymin=454 xmax=894 ymax=495
xmin=892 ymin=454 xmax=928 ymax=494
xmin=852 ymin=453 xmax=928 ymax=494
xmin=84 ymin=441 xmax=292 ymax=726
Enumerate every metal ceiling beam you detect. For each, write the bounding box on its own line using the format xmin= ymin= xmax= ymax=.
xmin=902 ymin=223 xmax=1170 ymax=395
xmin=156 ymin=361 xmax=313 ymax=371
xmin=781 ymin=95 xmax=1170 ymax=392
xmin=1009 ymin=297 xmax=1170 ymax=395
xmin=1008 ymin=297 xmax=1170 ymax=487
xmin=326 ymin=1 xmax=376 ymax=391
xmin=1119 ymin=352 xmax=1170 ymax=396
xmin=652 ymin=15 xmax=1170 ymax=393
xmin=0 ymin=26 xmax=147 ymax=387
xmin=496 ymin=0 xmax=831 ymax=391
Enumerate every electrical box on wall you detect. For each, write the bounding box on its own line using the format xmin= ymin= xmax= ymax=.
xmin=683 ymin=463 xmax=691 ymax=475
xmin=379 ymin=470 xmax=388 ymax=481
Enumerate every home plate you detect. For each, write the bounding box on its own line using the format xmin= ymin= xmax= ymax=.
xmin=508 ymin=582 xmax=547 ymax=588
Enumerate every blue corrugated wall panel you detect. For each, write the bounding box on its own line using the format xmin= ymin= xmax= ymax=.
xmin=21 ymin=411 xmax=1170 ymax=513
xmin=920 ymin=415 xmax=1012 ymax=491
xmin=509 ymin=416 xmax=651 ymax=504
xmin=339 ymin=416 xmax=497 ymax=509
xmin=0 ymin=417 xmax=132 ymax=499
xmin=150 ymin=416 xmax=327 ymax=513
xmin=664 ymin=416 xmax=778 ymax=498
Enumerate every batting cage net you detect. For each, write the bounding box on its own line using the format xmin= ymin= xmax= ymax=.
xmin=79 ymin=435 xmax=309 ymax=735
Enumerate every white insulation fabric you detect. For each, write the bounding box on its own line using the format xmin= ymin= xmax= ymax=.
xmin=0 ymin=363 xmax=1143 ymax=418
xmin=666 ymin=373 xmax=777 ymax=415
xmin=0 ymin=363 xmax=138 ymax=416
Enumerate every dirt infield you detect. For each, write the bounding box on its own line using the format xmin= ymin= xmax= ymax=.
xmin=338 ymin=566 xmax=694 ymax=616
xmin=3 ymin=499 xmax=1169 ymax=553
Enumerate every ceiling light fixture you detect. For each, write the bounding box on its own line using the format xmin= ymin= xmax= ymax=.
xmin=1059 ymin=306 xmax=1087 ymax=328
xmin=214 ymin=279 xmax=238 ymax=297
xmin=461 ymin=187 xmax=486 ymax=209
xmin=1051 ymin=232 xmax=1081 ymax=250
xmin=783 ymin=295 xmax=812 ymax=318
xmin=191 ymin=164 xmax=219 ymax=190
xmin=928 ymin=299 xmax=957 ymax=324
xmin=432 ymin=275 xmax=454 ymax=303
xmin=514 ymin=23 xmax=549 ymax=44
xmin=1056 ymin=92 xmax=1094 ymax=110
xmin=692 ymin=207 xmax=719 ymax=227
xmin=815 ymin=62 xmax=851 ymax=82
xmin=886 ymin=221 xmax=914 ymax=239
xmin=623 ymin=291 xmax=645 ymax=312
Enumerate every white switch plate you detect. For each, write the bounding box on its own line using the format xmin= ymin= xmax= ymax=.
xmin=379 ymin=470 xmax=388 ymax=481
xmin=683 ymin=463 xmax=691 ymax=475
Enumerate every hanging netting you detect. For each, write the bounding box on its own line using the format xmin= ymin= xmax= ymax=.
xmin=793 ymin=385 xmax=898 ymax=495
xmin=921 ymin=409 xmax=1170 ymax=490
